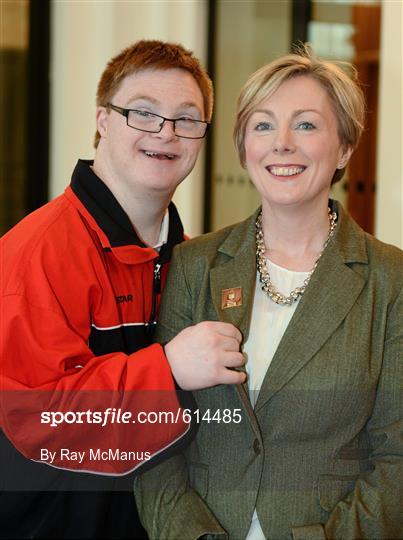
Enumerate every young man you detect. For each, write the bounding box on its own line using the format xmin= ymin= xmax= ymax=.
xmin=0 ymin=40 xmax=245 ymax=539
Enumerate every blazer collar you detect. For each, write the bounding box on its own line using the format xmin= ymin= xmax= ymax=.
xmin=217 ymin=207 xmax=261 ymax=259
xmin=212 ymin=200 xmax=368 ymax=262
xmin=209 ymin=201 xmax=369 ymax=415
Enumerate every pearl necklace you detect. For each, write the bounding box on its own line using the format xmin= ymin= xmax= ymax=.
xmin=255 ymin=208 xmax=337 ymax=306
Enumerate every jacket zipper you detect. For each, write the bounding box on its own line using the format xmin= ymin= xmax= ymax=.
xmin=148 ymin=260 xmax=162 ymax=330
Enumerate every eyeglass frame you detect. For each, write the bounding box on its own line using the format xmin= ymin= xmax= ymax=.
xmin=105 ymin=103 xmax=210 ymax=139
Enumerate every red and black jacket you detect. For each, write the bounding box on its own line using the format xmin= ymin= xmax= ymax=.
xmin=0 ymin=159 xmax=194 ymax=483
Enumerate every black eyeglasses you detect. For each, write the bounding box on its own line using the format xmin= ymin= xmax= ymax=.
xmin=106 ymin=103 xmax=209 ymax=139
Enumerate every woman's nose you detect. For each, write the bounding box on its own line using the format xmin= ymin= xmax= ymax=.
xmin=272 ymin=128 xmax=295 ymax=153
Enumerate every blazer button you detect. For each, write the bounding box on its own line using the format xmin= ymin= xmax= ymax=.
xmin=253 ymin=438 xmax=261 ymax=455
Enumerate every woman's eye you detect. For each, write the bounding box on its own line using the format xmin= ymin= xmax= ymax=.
xmin=254 ymin=122 xmax=273 ymax=132
xmin=296 ymin=121 xmax=315 ymax=130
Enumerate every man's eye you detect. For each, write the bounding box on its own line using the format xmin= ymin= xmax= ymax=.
xmin=255 ymin=122 xmax=273 ymax=131
xmin=296 ymin=121 xmax=315 ymax=130
xmin=178 ymin=117 xmax=196 ymax=123
xmin=133 ymin=110 xmax=155 ymax=118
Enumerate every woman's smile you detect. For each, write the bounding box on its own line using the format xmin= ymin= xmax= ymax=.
xmin=244 ymin=75 xmax=351 ymax=209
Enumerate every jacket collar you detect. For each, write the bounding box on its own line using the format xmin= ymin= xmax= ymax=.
xmin=217 ymin=207 xmax=260 ymax=259
xmin=216 ymin=201 xmax=368 ymax=265
xmin=209 ymin=201 xmax=369 ymax=415
xmin=66 ymin=159 xmax=184 ymax=264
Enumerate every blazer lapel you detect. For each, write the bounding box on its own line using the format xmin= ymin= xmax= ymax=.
xmin=209 ymin=210 xmax=263 ymax=439
xmin=209 ymin=211 xmax=258 ymax=341
xmin=255 ymin=204 xmax=369 ymax=413
xmin=210 ymin=257 xmax=255 ymax=339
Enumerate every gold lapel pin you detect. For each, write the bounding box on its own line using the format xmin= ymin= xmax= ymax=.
xmin=221 ymin=287 xmax=242 ymax=309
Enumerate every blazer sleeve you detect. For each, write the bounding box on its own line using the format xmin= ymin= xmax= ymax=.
xmin=135 ymin=245 xmax=227 ymax=539
xmin=292 ymin=285 xmax=403 ymax=540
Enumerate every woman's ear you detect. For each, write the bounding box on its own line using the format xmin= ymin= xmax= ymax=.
xmin=96 ymin=106 xmax=109 ymax=139
xmin=337 ymin=146 xmax=353 ymax=169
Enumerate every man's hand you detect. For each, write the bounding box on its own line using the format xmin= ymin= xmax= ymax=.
xmin=164 ymin=322 xmax=246 ymax=390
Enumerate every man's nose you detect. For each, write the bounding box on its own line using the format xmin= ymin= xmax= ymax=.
xmin=155 ymin=119 xmax=177 ymax=140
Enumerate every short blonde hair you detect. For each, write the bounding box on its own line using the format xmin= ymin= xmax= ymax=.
xmin=234 ymin=45 xmax=365 ymax=183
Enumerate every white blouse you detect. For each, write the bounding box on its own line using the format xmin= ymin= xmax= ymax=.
xmin=244 ymin=260 xmax=310 ymax=540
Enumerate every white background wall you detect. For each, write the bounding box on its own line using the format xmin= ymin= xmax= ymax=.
xmin=211 ymin=0 xmax=291 ymax=231
xmin=50 ymin=0 xmax=402 ymax=246
xmin=375 ymin=0 xmax=402 ymax=247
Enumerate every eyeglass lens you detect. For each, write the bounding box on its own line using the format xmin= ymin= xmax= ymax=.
xmin=127 ymin=110 xmax=207 ymax=138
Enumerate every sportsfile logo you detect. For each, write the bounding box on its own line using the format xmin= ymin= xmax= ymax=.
xmin=41 ymin=408 xmax=132 ymax=428
xmin=40 ymin=407 xmax=243 ymax=427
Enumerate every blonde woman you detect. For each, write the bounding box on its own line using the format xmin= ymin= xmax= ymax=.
xmin=136 ymin=47 xmax=403 ymax=539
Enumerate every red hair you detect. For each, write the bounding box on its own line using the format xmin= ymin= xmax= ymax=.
xmin=94 ymin=40 xmax=213 ymax=148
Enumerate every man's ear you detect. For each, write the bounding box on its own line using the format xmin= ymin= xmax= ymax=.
xmin=337 ymin=146 xmax=353 ymax=169
xmin=96 ymin=106 xmax=108 ymax=139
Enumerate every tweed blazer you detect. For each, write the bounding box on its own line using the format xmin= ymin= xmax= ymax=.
xmin=136 ymin=202 xmax=403 ymax=540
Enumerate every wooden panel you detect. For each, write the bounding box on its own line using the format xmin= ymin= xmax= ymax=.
xmin=347 ymin=4 xmax=381 ymax=234
xmin=0 ymin=50 xmax=28 ymax=233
